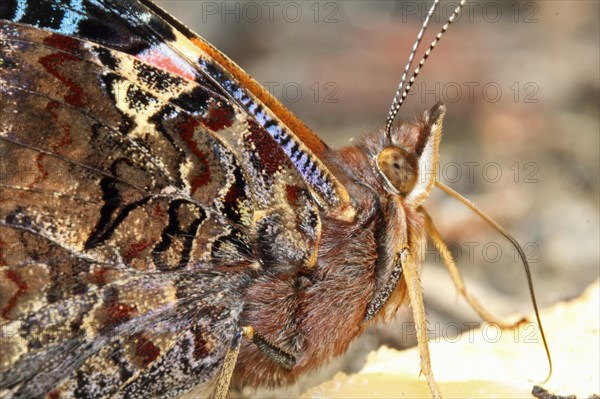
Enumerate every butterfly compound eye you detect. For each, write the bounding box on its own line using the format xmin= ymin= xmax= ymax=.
xmin=377 ymin=147 xmax=419 ymax=195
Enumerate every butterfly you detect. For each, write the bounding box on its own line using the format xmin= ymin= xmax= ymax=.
xmin=0 ymin=1 xmax=551 ymax=398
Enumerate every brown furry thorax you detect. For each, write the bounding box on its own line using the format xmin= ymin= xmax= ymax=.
xmin=234 ymin=104 xmax=445 ymax=388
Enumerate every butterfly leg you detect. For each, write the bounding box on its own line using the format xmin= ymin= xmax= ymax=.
xmin=403 ymin=247 xmax=442 ymax=398
xmin=211 ymin=329 xmax=243 ymax=399
xmin=210 ymin=325 xmax=297 ymax=398
xmin=421 ymin=208 xmax=525 ymax=329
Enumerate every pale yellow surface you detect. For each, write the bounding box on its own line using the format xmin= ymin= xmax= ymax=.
xmin=303 ymin=281 xmax=599 ymax=398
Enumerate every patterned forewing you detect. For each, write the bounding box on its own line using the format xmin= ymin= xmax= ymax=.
xmin=0 ymin=21 xmax=256 ymax=398
xmin=0 ymin=0 xmax=349 ymax=210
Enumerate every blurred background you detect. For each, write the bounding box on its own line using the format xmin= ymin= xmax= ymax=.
xmin=157 ymin=1 xmax=599 ymax=396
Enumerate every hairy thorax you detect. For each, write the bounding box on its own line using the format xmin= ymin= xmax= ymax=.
xmin=233 ymin=127 xmax=430 ymax=388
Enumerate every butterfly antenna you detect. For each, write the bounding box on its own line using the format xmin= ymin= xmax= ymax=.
xmin=385 ymin=0 xmax=466 ymax=143
xmin=435 ymin=181 xmax=553 ymax=383
xmin=384 ymin=0 xmax=440 ymax=144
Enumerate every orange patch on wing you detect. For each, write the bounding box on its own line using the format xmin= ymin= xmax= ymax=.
xmin=132 ymin=333 xmax=161 ymax=367
xmin=176 ymin=116 xmax=212 ymax=193
xmin=105 ymin=301 xmax=136 ymax=325
xmin=124 ymin=240 xmax=152 ymax=263
xmin=285 ymin=185 xmax=302 ymax=204
xmin=89 ymin=267 xmax=110 ymax=286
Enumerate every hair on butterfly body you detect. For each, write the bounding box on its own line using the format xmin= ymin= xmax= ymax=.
xmin=0 ymin=0 xmax=551 ymax=398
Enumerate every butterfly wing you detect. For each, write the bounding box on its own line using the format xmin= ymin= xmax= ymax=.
xmin=0 ymin=21 xmax=253 ymax=397
xmin=1 ymin=0 xmax=352 ymax=211
xmin=0 ymin=2 xmax=328 ymax=396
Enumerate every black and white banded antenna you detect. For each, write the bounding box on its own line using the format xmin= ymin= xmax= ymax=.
xmin=384 ymin=0 xmax=467 ymax=143
xmin=384 ymin=0 xmax=439 ymax=143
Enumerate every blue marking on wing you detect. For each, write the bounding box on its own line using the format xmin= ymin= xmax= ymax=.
xmin=60 ymin=0 xmax=85 ymax=34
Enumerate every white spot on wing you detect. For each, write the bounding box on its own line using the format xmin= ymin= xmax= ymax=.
xmin=138 ymin=11 xmax=152 ymax=24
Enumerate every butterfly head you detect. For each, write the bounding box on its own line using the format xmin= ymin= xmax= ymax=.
xmin=374 ymin=0 xmax=463 ymax=206
xmin=374 ymin=102 xmax=446 ymax=208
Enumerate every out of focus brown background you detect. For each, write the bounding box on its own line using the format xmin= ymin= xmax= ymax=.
xmin=157 ymin=1 xmax=599 ymax=396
